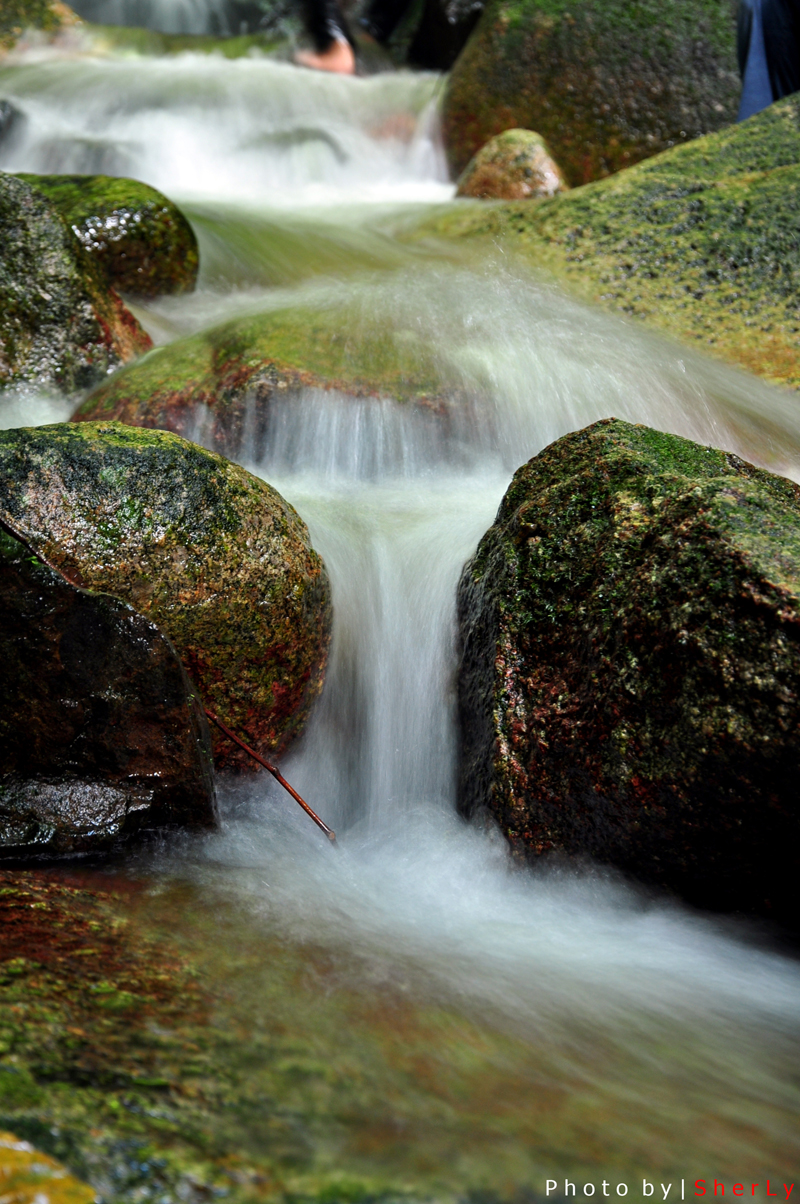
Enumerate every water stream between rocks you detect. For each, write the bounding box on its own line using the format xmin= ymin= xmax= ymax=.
xmin=1 ymin=44 xmax=799 ymax=1192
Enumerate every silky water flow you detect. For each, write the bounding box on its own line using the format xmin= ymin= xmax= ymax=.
xmin=1 ymin=44 xmax=799 ymax=1187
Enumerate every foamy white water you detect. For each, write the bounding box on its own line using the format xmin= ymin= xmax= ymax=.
xmin=2 ymin=40 xmax=799 ymax=1176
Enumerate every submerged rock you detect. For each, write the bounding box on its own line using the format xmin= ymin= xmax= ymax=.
xmin=19 ymin=173 xmax=199 ymax=298
xmin=457 ymin=419 xmax=800 ymax=926
xmin=413 ymin=95 xmax=800 ymax=389
xmin=73 ymin=304 xmax=450 ymax=454
xmin=455 ymin=129 xmax=566 ymax=200
xmin=442 ymin=0 xmax=739 ymax=185
xmin=0 ymin=422 xmax=331 ymax=771
xmin=0 ymin=172 xmax=151 ymax=395
xmin=0 ymin=522 xmax=216 ymax=857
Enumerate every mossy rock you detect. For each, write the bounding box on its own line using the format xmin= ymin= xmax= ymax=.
xmin=73 ymin=304 xmax=450 ymax=454
xmin=413 ymin=95 xmax=800 ymax=389
xmin=0 ymin=522 xmax=217 ymax=857
xmin=0 ymin=0 xmax=76 ymax=52
xmin=0 ymin=423 xmax=331 ymax=770
xmin=457 ymin=418 xmax=800 ymax=926
xmin=0 ymin=172 xmax=151 ymax=396
xmin=455 ymin=128 xmax=567 ymax=200
xmin=0 ymin=1131 xmax=97 ymax=1203
xmin=443 ymin=0 xmax=740 ymax=185
xmin=18 ymin=174 xmax=199 ymax=299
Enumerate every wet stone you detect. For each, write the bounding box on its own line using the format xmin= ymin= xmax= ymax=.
xmin=19 ymin=173 xmax=199 ymax=298
xmin=0 ymin=422 xmax=332 ymax=771
xmin=457 ymin=418 xmax=800 ymax=927
xmin=443 ymin=0 xmax=740 ymax=185
xmin=455 ymin=129 xmax=567 ymax=200
xmin=0 ymin=171 xmax=151 ymax=396
xmin=0 ymin=523 xmax=217 ymax=858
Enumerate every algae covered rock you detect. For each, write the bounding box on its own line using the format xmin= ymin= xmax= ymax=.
xmin=415 ymin=94 xmax=800 ymax=389
xmin=73 ymin=304 xmax=449 ymax=454
xmin=0 ymin=522 xmax=217 ymax=857
xmin=455 ymin=129 xmax=567 ymax=200
xmin=443 ymin=0 xmax=740 ymax=185
xmin=0 ymin=0 xmax=75 ymax=52
xmin=457 ymin=419 xmax=800 ymax=925
xmin=0 ymin=423 xmax=332 ymax=770
xmin=0 ymin=172 xmax=151 ymax=395
xmin=19 ymin=173 xmax=199 ymax=298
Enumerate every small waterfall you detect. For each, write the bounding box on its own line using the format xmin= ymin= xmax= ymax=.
xmin=2 ymin=38 xmax=799 ymax=1178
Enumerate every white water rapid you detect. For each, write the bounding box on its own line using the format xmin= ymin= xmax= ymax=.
xmin=1 ymin=44 xmax=799 ymax=1184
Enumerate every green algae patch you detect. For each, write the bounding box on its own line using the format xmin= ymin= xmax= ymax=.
xmin=0 ymin=422 xmax=331 ymax=770
xmin=77 ymin=23 xmax=284 ymax=59
xmin=19 ymin=174 xmax=199 ymax=299
xmin=0 ymin=1130 xmax=98 ymax=1203
xmin=457 ymin=418 xmax=800 ymax=925
xmin=442 ymin=0 xmax=740 ymax=184
xmin=74 ymin=303 xmax=451 ymax=453
xmin=414 ymin=95 xmax=800 ymax=389
xmin=0 ymin=172 xmax=151 ymax=395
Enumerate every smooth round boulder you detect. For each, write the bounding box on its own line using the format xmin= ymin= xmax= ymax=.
xmin=457 ymin=419 xmax=800 ymax=927
xmin=0 ymin=423 xmax=332 ymax=771
xmin=443 ymin=0 xmax=740 ymax=185
xmin=455 ymin=129 xmax=567 ymax=200
xmin=0 ymin=172 xmax=151 ymax=395
xmin=19 ymin=174 xmax=199 ymax=298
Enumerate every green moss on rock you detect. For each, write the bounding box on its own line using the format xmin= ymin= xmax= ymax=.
xmin=0 ymin=172 xmax=152 ymax=395
xmin=18 ymin=174 xmax=199 ymax=298
xmin=414 ymin=95 xmax=800 ymax=389
xmin=458 ymin=418 xmax=800 ymax=925
xmin=455 ymin=128 xmax=567 ymax=200
xmin=73 ymin=304 xmax=450 ymax=453
xmin=443 ymin=0 xmax=740 ymax=184
xmin=0 ymin=423 xmax=331 ymax=770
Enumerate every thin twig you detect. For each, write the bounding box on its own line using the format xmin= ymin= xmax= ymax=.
xmin=204 ymin=708 xmax=336 ymax=843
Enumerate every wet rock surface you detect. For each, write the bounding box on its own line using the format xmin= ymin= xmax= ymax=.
xmin=0 ymin=172 xmax=151 ymax=395
xmin=457 ymin=419 xmax=800 ymax=926
xmin=0 ymin=422 xmax=331 ymax=770
xmin=0 ymin=523 xmax=216 ymax=858
xmin=443 ymin=0 xmax=739 ymax=185
xmin=73 ymin=305 xmax=452 ymax=454
xmin=455 ymin=129 xmax=567 ymax=200
xmin=414 ymin=95 xmax=800 ymax=389
xmin=19 ymin=174 xmax=199 ymax=298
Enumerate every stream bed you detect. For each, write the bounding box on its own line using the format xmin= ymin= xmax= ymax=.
xmin=1 ymin=40 xmax=799 ymax=1200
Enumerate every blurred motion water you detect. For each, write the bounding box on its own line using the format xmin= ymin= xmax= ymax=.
xmin=1 ymin=38 xmax=799 ymax=1187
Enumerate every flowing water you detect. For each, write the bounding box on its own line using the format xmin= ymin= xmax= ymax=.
xmin=1 ymin=41 xmax=800 ymax=1192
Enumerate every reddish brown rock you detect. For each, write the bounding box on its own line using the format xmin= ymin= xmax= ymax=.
xmin=455 ymin=129 xmax=567 ymax=200
xmin=457 ymin=419 xmax=800 ymax=927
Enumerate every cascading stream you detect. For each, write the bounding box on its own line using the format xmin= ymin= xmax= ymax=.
xmin=1 ymin=44 xmax=799 ymax=1180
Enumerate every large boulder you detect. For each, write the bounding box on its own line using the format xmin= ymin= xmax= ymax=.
xmin=0 ymin=521 xmax=217 ymax=857
xmin=413 ymin=94 xmax=800 ymax=390
xmin=442 ymin=0 xmax=740 ymax=185
xmin=0 ymin=423 xmax=332 ymax=770
xmin=455 ymin=129 xmax=567 ymax=200
xmin=72 ymin=304 xmax=449 ymax=455
xmin=457 ymin=419 xmax=800 ymax=926
xmin=18 ymin=174 xmax=199 ymax=298
xmin=0 ymin=172 xmax=151 ymax=396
